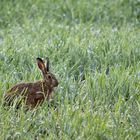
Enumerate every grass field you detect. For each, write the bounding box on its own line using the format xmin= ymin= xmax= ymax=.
xmin=0 ymin=0 xmax=140 ymax=139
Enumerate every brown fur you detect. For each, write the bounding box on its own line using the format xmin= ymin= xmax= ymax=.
xmin=4 ymin=57 xmax=59 ymax=108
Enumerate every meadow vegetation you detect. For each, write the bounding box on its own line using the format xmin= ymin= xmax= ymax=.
xmin=0 ymin=0 xmax=140 ymax=139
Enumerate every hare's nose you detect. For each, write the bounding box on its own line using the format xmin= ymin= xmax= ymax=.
xmin=55 ymin=80 xmax=59 ymax=87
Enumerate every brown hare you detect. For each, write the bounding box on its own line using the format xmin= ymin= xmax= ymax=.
xmin=4 ymin=57 xmax=59 ymax=108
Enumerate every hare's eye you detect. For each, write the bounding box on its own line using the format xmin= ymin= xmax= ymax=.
xmin=48 ymin=75 xmax=52 ymax=79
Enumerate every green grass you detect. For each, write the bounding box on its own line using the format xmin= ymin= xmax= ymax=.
xmin=0 ymin=0 xmax=140 ymax=139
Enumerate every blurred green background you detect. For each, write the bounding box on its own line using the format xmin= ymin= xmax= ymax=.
xmin=0 ymin=0 xmax=140 ymax=27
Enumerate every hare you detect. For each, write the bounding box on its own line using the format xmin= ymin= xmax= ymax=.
xmin=4 ymin=57 xmax=59 ymax=108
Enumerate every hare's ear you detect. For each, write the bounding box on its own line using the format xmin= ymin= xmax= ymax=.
xmin=46 ymin=57 xmax=49 ymax=71
xmin=36 ymin=58 xmax=45 ymax=71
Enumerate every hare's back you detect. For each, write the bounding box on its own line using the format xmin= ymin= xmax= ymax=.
xmin=7 ymin=82 xmax=42 ymax=96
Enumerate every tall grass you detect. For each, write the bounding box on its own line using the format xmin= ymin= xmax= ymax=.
xmin=0 ymin=0 xmax=140 ymax=139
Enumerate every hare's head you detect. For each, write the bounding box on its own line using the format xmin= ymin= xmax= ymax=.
xmin=37 ymin=57 xmax=59 ymax=88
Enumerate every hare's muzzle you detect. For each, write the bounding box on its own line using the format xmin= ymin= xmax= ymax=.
xmin=54 ymin=80 xmax=59 ymax=87
xmin=52 ymin=79 xmax=59 ymax=87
